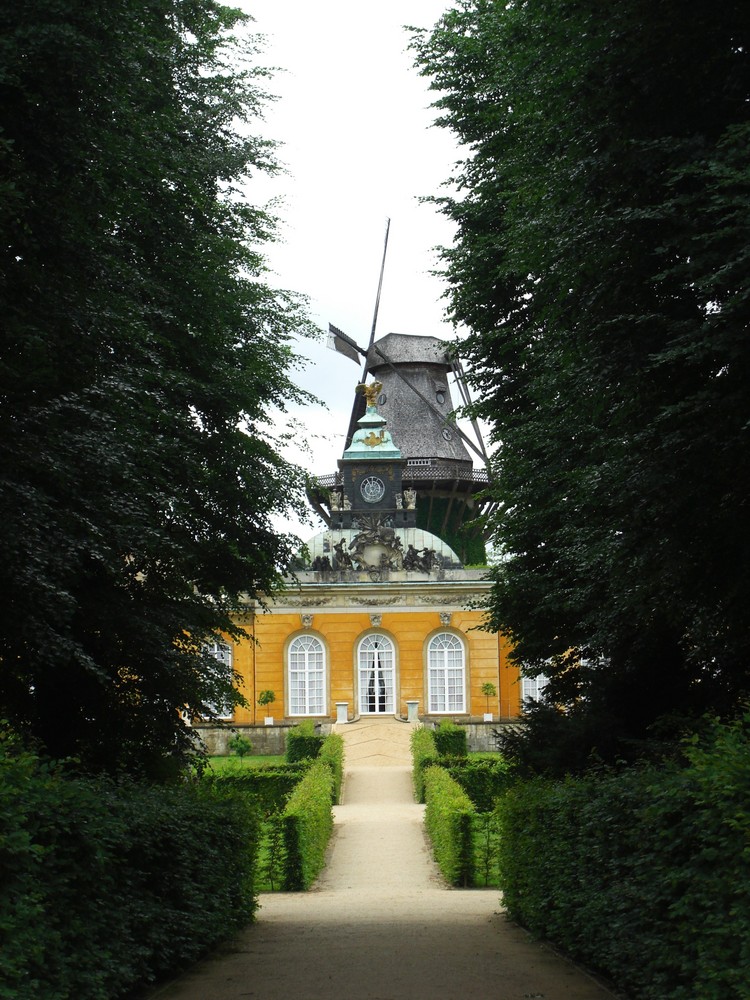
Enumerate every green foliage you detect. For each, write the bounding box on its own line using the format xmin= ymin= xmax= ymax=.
xmin=445 ymin=755 xmax=513 ymax=812
xmin=471 ymin=809 xmax=502 ymax=887
xmin=202 ymin=762 xmax=308 ymax=815
xmin=415 ymin=494 xmax=486 ymax=565
xmin=228 ymin=733 xmax=253 ymax=758
xmin=279 ymin=760 xmax=334 ymax=890
xmin=496 ymin=714 xmax=750 ymax=1000
xmin=410 ymin=726 xmax=440 ymax=803
xmin=432 ymin=720 xmax=467 ymax=758
xmin=285 ymin=719 xmax=324 ymax=764
xmin=0 ymin=735 xmax=259 ymax=1000
xmin=0 ymin=0 xmax=316 ymax=777
xmin=411 ymin=0 xmax=750 ymax=768
xmin=318 ymin=732 xmax=345 ymax=804
xmin=257 ymin=690 xmax=276 ymax=710
xmin=423 ymin=766 xmax=476 ymax=887
xmin=259 ymin=809 xmax=286 ymax=892
xmin=480 ymin=682 xmax=497 ymax=712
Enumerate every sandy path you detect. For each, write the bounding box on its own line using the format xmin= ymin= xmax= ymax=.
xmin=151 ymin=726 xmax=621 ymax=1000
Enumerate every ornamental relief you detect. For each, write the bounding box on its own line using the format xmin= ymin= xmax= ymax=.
xmin=281 ymin=597 xmax=333 ymax=608
xmin=414 ymin=593 xmax=470 ymax=605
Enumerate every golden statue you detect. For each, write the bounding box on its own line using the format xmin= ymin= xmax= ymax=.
xmin=356 ymin=380 xmax=383 ymax=407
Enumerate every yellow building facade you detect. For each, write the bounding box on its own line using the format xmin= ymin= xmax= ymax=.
xmin=197 ymin=333 xmax=524 ymax=750
xmin=223 ymin=583 xmax=519 ymax=728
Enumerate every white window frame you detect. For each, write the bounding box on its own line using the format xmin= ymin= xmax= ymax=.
xmin=521 ymin=673 xmax=549 ymax=708
xmin=288 ymin=634 xmax=326 ymax=716
xmin=205 ymin=639 xmax=234 ymax=719
xmin=358 ymin=633 xmax=395 ymax=714
xmin=427 ymin=632 xmax=466 ymax=714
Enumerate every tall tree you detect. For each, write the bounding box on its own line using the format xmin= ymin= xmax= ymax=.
xmin=0 ymin=0 xmax=315 ymax=777
xmin=412 ymin=0 xmax=750 ymax=771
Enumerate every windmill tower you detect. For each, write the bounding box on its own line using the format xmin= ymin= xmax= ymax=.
xmin=310 ymin=331 xmax=492 ymax=565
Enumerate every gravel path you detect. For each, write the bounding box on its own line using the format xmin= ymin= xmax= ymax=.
xmin=149 ymin=722 xmax=621 ymax=1000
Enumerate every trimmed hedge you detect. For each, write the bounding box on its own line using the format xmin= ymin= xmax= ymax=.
xmin=277 ymin=759 xmax=334 ymax=890
xmin=497 ymin=714 xmax=750 ymax=1000
xmin=285 ymin=720 xmax=324 ymax=763
xmin=318 ymin=732 xmax=345 ymax=804
xmin=202 ymin=762 xmax=309 ymax=814
xmin=0 ymin=739 xmax=259 ymax=1000
xmin=446 ymin=754 xmax=514 ymax=812
xmin=424 ymin=765 xmax=476 ymax=886
xmin=432 ymin=720 xmax=467 ymax=758
xmin=411 ymin=726 xmax=440 ymax=803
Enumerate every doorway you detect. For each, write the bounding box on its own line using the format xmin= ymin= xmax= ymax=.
xmin=358 ymin=634 xmax=395 ymax=714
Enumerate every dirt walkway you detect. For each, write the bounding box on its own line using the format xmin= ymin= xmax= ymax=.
xmin=150 ymin=721 xmax=620 ymax=1000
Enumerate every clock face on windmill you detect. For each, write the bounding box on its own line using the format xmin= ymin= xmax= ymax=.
xmin=360 ymin=476 xmax=386 ymax=504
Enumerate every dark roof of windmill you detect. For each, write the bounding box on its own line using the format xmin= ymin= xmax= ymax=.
xmin=364 ymin=332 xmax=472 ymax=466
xmin=367 ymin=332 xmax=450 ymax=370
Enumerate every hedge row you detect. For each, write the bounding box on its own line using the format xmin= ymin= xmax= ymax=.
xmin=446 ymin=754 xmax=513 ymax=813
xmin=423 ymin=765 xmax=475 ymax=887
xmin=285 ymin=719 xmax=325 ymax=763
xmin=432 ymin=720 xmax=467 ymax=758
xmin=497 ymin=714 xmax=750 ymax=1000
xmin=276 ymin=759 xmax=334 ymax=890
xmin=0 ymin=739 xmax=259 ymax=1000
xmin=202 ymin=762 xmax=309 ymax=814
xmin=410 ymin=726 xmax=439 ymax=802
xmin=318 ymin=731 xmax=345 ymax=804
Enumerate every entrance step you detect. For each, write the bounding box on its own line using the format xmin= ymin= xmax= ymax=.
xmin=333 ymin=716 xmax=415 ymax=767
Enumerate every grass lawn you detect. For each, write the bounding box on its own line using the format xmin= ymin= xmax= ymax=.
xmin=206 ymin=754 xmax=285 ymax=773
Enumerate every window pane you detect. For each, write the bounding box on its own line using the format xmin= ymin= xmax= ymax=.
xmin=428 ymin=632 xmax=465 ymax=713
xmin=288 ymin=635 xmax=326 ymax=716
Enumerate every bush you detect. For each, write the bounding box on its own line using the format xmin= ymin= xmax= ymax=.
xmin=446 ymin=755 xmax=514 ymax=812
xmin=202 ymin=762 xmax=308 ymax=815
xmin=318 ymin=732 xmax=345 ymax=804
xmin=227 ymin=733 xmax=253 ymax=757
xmin=423 ymin=765 xmax=476 ymax=886
xmin=432 ymin=720 xmax=467 ymax=758
xmin=285 ymin=719 xmax=324 ymax=763
xmin=410 ymin=726 xmax=439 ymax=803
xmin=0 ymin=735 xmax=259 ymax=1000
xmin=497 ymin=713 xmax=750 ymax=1000
xmin=471 ymin=808 xmax=502 ymax=887
xmin=278 ymin=759 xmax=334 ymax=890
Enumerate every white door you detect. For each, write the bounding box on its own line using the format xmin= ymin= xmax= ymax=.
xmin=358 ymin=634 xmax=394 ymax=714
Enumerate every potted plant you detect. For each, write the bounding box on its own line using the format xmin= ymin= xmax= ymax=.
xmin=481 ymin=682 xmax=497 ymax=722
xmin=258 ymin=689 xmax=276 ymax=725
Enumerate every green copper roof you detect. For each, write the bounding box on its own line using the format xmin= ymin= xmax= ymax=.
xmin=341 ymin=402 xmax=402 ymax=461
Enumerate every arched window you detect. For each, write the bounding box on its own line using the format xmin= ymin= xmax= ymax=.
xmin=358 ymin=634 xmax=395 ymax=714
xmin=288 ymin=634 xmax=326 ymax=715
xmin=205 ymin=639 xmax=234 ymax=719
xmin=428 ymin=632 xmax=466 ymax=713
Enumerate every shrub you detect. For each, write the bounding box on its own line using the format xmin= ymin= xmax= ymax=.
xmin=423 ymin=765 xmax=475 ymax=886
xmin=471 ymin=808 xmax=502 ymax=886
xmin=202 ymin=762 xmax=309 ymax=815
xmin=285 ymin=719 xmax=324 ymax=763
xmin=228 ymin=733 xmax=253 ymax=757
xmin=410 ymin=726 xmax=439 ymax=803
xmin=318 ymin=732 xmax=345 ymax=804
xmin=278 ymin=760 xmax=334 ymax=890
xmin=0 ymin=735 xmax=259 ymax=1000
xmin=496 ymin=713 xmax=750 ymax=1000
xmin=432 ymin=719 xmax=467 ymax=758
xmin=445 ymin=755 xmax=514 ymax=812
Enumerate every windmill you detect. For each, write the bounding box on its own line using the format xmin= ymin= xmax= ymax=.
xmin=311 ymin=225 xmax=494 ymax=563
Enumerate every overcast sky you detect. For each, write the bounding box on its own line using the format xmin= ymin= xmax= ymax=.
xmin=234 ymin=2 xmax=471 ymax=534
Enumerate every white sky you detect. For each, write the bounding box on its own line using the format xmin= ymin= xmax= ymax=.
xmin=234 ymin=1 xmax=470 ymax=535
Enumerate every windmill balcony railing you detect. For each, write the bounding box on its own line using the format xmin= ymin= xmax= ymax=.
xmin=311 ymin=465 xmax=490 ymax=490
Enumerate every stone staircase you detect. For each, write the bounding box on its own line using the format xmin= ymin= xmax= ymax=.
xmin=333 ymin=716 xmax=415 ymax=767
